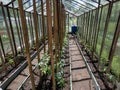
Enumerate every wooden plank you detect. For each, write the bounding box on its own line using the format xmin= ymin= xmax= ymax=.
xmin=41 ymin=0 xmax=46 ymax=53
xmin=18 ymin=0 xmax=36 ymax=90
xmin=33 ymin=0 xmax=40 ymax=63
xmin=46 ymin=0 xmax=56 ymax=89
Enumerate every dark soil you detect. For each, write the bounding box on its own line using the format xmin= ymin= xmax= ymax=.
xmin=63 ymin=45 xmax=70 ymax=90
xmin=0 ymin=45 xmax=40 ymax=83
xmin=0 ymin=55 xmax=26 ymax=82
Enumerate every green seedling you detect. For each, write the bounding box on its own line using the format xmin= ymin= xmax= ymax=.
xmin=9 ymin=59 xmax=15 ymax=65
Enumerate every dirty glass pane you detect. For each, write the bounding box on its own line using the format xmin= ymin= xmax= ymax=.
xmin=87 ymin=11 xmax=92 ymax=44
xmin=0 ymin=0 xmax=11 ymax=5
xmin=8 ymin=8 xmax=20 ymax=51
xmin=38 ymin=15 xmax=42 ymax=39
xmin=96 ymin=5 xmax=108 ymax=56
xmin=112 ymin=34 xmax=120 ymax=80
xmin=25 ymin=12 xmax=32 ymax=47
xmin=101 ymin=2 xmax=120 ymax=64
xmin=89 ymin=11 xmax=95 ymax=46
xmin=73 ymin=0 xmax=96 ymax=9
xmin=111 ymin=1 xmax=120 ymax=80
xmin=0 ymin=7 xmax=11 ymax=54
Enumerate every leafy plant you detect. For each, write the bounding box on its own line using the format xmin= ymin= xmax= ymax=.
xmin=101 ymin=66 xmax=107 ymax=72
xmin=63 ymin=34 xmax=68 ymax=46
xmin=38 ymin=53 xmax=51 ymax=75
xmin=40 ymin=65 xmax=51 ymax=75
xmin=56 ymin=72 xmax=65 ymax=88
xmin=8 ymin=59 xmax=15 ymax=65
xmin=111 ymin=55 xmax=120 ymax=81
xmin=106 ymin=73 xmax=116 ymax=82
xmin=85 ymin=44 xmax=92 ymax=51
xmin=55 ymin=58 xmax=65 ymax=88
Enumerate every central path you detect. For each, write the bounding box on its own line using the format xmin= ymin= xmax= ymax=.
xmin=69 ymin=36 xmax=95 ymax=90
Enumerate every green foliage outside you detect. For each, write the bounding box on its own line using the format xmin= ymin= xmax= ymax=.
xmin=96 ymin=2 xmax=120 ymax=81
xmin=111 ymin=55 xmax=120 ymax=81
xmin=78 ymin=1 xmax=120 ymax=82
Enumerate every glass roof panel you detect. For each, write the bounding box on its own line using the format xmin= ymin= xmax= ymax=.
xmin=85 ymin=0 xmax=109 ymax=5
xmin=100 ymin=0 xmax=109 ymax=5
xmin=72 ymin=0 xmax=91 ymax=10
xmin=0 ymin=0 xmax=110 ymax=15
xmin=64 ymin=1 xmax=82 ymax=15
xmin=0 ymin=0 xmax=11 ymax=5
xmin=73 ymin=0 xmax=97 ymax=9
xmin=63 ymin=0 xmax=95 ymax=16
xmin=63 ymin=0 xmax=110 ymax=16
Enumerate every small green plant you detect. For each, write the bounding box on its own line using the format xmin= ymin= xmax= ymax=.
xmin=100 ymin=55 xmax=109 ymax=66
xmin=80 ymin=39 xmax=85 ymax=44
xmin=55 ymin=58 xmax=65 ymax=88
xmin=101 ymin=66 xmax=107 ymax=72
xmin=56 ymin=72 xmax=65 ymax=88
xmin=40 ymin=65 xmax=51 ymax=75
xmin=63 ymin=35 xmax=68 ymax=46
xmin=9 ymin=59 xmax=15 ymax=65
xmin=8 ymin=59 xmax=15 ymax=67
xmin=38 ymin=53 xmax=51 ymax=75
xmin=106 ymin=73 xmax=116 ymax=82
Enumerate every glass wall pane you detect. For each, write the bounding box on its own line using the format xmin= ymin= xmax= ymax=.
xmin=111 ymin=1 xmax=120 ymax=80
xmin=96 ymin=5 xmax=108 ymax=56
xmin=0 ymin=7 xmax=11 ymax=54
xmin=101 ymin=2 xmax=120 ymax=64
xmin=112 ymin=34 xmax=120 ymax=80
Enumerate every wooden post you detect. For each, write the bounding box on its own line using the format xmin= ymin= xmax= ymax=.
xmin=88 ymin=10 xmax=93 ymax=46
xmin=0 ymin=46 xmax=6 ymax=71
xmin=17 ymin=9 xmax=25 ymax=50
xmin=0 ymin=36 xmax=5 ymax=57
xmin=29 ymin=12 xmax=35 ymax=44
xmin=0 ymin=36 xmax=5 ymax=62
xmin=59 ymin=1 xmax=62 ymax=55
xmin=57 ymin=0 xmax=61 ymax=51
xmin=33 ymin=0 xmax=40 ymax=62
xmin=95 ymin=7 xmax=103 ymax=52
xmin=6 ymin=7 xmax=17 ymax=56
xmin=12 ymin=3 xmax=23 ymax=52
xmin=98 ymin=2 xmax=113 ymax=68
xmin=86 ymin=11 xmax=90 ymax=43
xmin=106 ymin=13 xmax=120 ymax=73
xmin=53 ymin=0 xmax=59 ymax=72
xmin=28 ymin=13 xmax=34 ymax=46
xmin=41 ymin=0 xmax=46 ymax=53
xmin=68 ymin=13 xmax=69 ymax=32
xmin=46 ymin=0 xmax=56 ymax=89
xmin=18 ymin=0 xmax=36 ymax=90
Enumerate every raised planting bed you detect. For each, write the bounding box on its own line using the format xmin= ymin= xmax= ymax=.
xmin=0 ymin=41 xmax=47 ymax=90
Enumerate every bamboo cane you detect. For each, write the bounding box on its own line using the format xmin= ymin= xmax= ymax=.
xmin=46 ymin=0 xmax=56 ymax=89
xmin=18 ymin=0 xmax=36 ymax=90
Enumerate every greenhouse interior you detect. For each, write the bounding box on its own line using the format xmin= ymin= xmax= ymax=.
xmin=0 ymin=0 xmax=120 ymax=90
